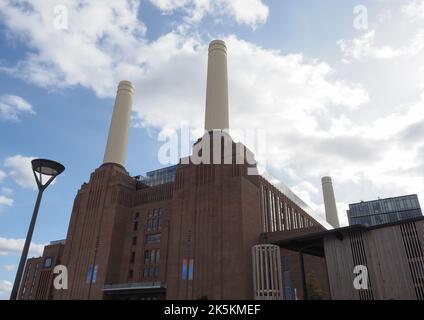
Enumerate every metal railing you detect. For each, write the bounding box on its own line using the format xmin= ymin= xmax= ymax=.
xmin=103 ymin=282 xmax=165 ymax=291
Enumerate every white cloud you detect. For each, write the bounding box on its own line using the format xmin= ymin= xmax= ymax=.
xmin=0 ymin=280 xmax=12 ymax=296
xmin=291 ymin=181 xmax=319 ymax=208
xmin=1 ymin=187 xmax=12 ymax=195
xmin=0 ymin=170 xmax=6 ymax=183
xmin=0 ymin=0 xmax=423 ymax=228
xmin=0 ymin=0 xmax=147 ymax=96
xmin=224 ymin=0 xmax=269 ymax=27
xmin=0 ymin=0 xmax=366 ymax=136
xmin=149 ymin=0 xmax=269 ymax=28
xmin=338 ymin=31 xmax=403 ymax=61
xmin=2 ymin=264 xmax=15 ymax=272
xmin=339 ymin=2 xmax=424 ymax=63
xmin=327 ymin=1 xmax=424 ymax=213
xmin=0 ymin=237 xmax=44 ymax=257
xmin=0 ymin=195 xmax=13 ymax=207
xmin=128 ymin=34 xmax=368 ymax=136
xmin=0 ymin=94 xmax=35 ymax=121
xmin=4 ymin=155 xmax=37 ymax=190
xmin=402 ymin=0 xmax=424 ymax=21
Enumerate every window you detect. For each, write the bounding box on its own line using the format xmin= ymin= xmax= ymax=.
xmin=44 ymin=257 xmax=52 ymax=269
xmin=135 ymin=212 xmax=140 ymax=219
xmin=147 ymin=211 xmax=153 ymax=231
xmin=153 ymin=210 xmax=159 ymax=231
xmin=150 ymin=250 xmax=156 ymax=264
xmin=130 ymin=252 xmax=135 ymax=264
xmin=373 ymin=202 xmax=380 ymax=213
xmin=147 ymin=208 xmax=164 ymax=232
xmin=86 ymin=265 xmax=98 ymax=284
xmin=146 ymin=233 xmax=161 ymax=244
xmin=284 ymin=271 xmax=292 ymax=300
xmin=158 ymin=209 xmax=164 ymax=229
xmin=133 ymin=222 xmax=138 ymax=231
xmin=129 ymin=269 xmax=133 ymax=279
xmin=182 ymin=258 xmax=194 ymax=280
xmin=156 ymin=250 xmax=160 ymax=264
xmin=143 ymin=267 xmax=160 ymax=279
xmin=144 ymin=250 xmax=150 ymax=264
xmin=281 ymin=256 xmax=289 ymax=271
xmin=375 ymin=215 xmax=384 ymax=225
xmin=132 ymin=236 xmax=137 ymax=246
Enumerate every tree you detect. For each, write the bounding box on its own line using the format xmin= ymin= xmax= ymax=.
xmin=306 ymin=272 xmax=326 ymax=300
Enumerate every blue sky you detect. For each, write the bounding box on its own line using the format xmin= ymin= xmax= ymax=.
xmin=1 ymin=0 xmax=424 ymax=299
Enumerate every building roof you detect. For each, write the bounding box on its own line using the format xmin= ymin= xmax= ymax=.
xmin=260 ymin=172 xmax=333 ymax=230
xmin=348 ymin=194 xmax=419 ymax=207
xmin=268 ymin=215 xmax=424 ymax=257
xmin=49 ymin=239 xmax=66 ymax=245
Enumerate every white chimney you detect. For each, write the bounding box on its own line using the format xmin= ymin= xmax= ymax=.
xmin=321 ymin=176 xmax=340 ymax=228
xmin=103 ymin=80 xmax=134 ymax=167
xmin=204 ymin=40 xmax=229 ymax=131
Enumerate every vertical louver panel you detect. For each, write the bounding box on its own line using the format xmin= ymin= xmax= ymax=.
xmin=400 ymin=222 xmax=424 ymax=300
xmin=349 ymin=231 xmax=374 ymax=300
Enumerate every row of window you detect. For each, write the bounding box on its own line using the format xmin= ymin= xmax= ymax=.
xmin=128 ymin=267 xmax=160 ymax=279
xmin=142 ymin=165 xmax=177 ymax=187
xmin=21 ymin=262 xmax=39 ymax=299
xmin=130 ymin=233 xmax=161 ymax=246
xmin=147 ymin=209 xmax=164 ymax=232
xmin=261 ymin=187 xmax=312 ymax=233
xmin=128 ymin=249 xmax=160 ymax=279
xmin=133 ymin=208 xmax=165 ymax=233
xmin=143 ymin=267 xmax=160 ymax=278
xmin=351 ymin=209 xmax=422 ymax=226
xmin=146 ymin=233 xmax=161 ymax=244
xmin=144 ymin=249 xmax=160 ymax=265
xmin=129 ymin=210 xmax=163 ymax=280
xmin=130 ymin=249 xmax=161 ymax=265
xmin=349 ymin=196 xmax=421 ymax=217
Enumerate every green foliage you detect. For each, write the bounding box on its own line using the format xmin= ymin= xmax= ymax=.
xmin=306 ymin=272 xmax=326 ymax=300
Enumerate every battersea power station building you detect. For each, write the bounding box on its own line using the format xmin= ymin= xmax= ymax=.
xmin=17 ymin=40 xmax=335 ymax=300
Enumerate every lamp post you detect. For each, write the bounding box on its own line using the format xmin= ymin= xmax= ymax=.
xmin=10 ymin=159 xmax=65 ymax=300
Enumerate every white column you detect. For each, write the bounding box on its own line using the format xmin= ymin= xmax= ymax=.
xmin=205 ymin=40 xmax=229 ymax=131
xmin=103 ymin=81 xmax=134 ymax=167
xmin=322 ymin=176 xmax=340 ymax=228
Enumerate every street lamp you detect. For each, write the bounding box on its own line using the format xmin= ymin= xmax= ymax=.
xmin=10 ymin=159 xmax=65 ymax=300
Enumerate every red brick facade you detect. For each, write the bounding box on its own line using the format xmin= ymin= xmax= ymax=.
xmin=21 ymin=136 xmax=328 ymax=300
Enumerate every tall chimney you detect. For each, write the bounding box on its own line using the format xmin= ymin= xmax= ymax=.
xmin=205 ymin=40 xmax=229 ymax=131
xmin=103 ymin=80 xmax=134 ymax=167
xmin=321 ymin=176 xmax=340 ymax=228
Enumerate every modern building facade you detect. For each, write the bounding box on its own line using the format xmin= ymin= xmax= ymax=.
xmin=347 ymin=195 xmax=422 ymax=227
xmin=271 ymin=216 xmax=424 ymax=300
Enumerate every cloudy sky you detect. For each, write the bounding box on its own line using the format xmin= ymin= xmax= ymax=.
xmin=0 ymin=0 xmax=423 ymax=299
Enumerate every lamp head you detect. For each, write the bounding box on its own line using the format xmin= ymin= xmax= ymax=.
xmin=31 ymin=159 xmax=65 ymax=177
xmin=31 ymin=159 xmax=65 ymax=191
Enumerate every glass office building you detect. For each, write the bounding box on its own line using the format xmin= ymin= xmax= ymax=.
xmin=347 ymin=194 xmax=422 ymax=226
